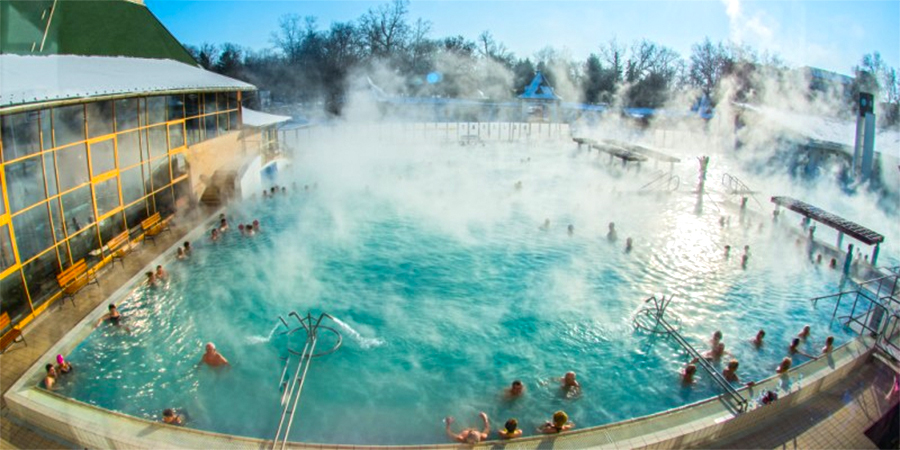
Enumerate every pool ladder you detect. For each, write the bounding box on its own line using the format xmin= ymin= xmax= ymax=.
xmin=271 ymin=312 xmax=343 ymax=450
xmin=634 ymin=295 xmax=748 ymax=414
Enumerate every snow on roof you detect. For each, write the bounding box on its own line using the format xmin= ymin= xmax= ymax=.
xmin=742 ymin=104 xmax=900 ymax=158
xmin=241 ymin=108 xmax=292 ymax=128
xmin=0 ymin=54 xmax=255 ymax=110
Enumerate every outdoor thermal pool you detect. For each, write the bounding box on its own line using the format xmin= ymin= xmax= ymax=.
xmin=47 ymin=139 xmax=860 ymax=445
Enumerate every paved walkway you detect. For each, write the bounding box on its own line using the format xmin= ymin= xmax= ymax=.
xmin=1 ymin=205 xmax=898 ymax=449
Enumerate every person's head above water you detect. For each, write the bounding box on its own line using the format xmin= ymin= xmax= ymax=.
xmin=510 ymin=380 xmax=523 ymax=394
xmin=206 ymin=342 xmax=216 ymax=353
xmin=552 ymin=411 xmax=568 ymax=428
xmin=108 ymin=303 xmax=117 ymax=311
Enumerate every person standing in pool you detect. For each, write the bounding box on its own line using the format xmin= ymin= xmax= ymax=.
xmin=199 ymin=342 xmax=229 ymax=367
xmin=156 ymin=265 xmax=168 ymax=281
xmin=498 ymin=418 xmax=522 ymax=439
xmin=560 ymin=371 xmax=581 ymax=396
xmin=55 ymin=354 xmax=73 ymax=375
xmin=42 ymin=364 xmax=57 ymax=390
xmin=607 ymin=222 xmax=617 ymax=241
xmin=750 ymin=329 xmax=765 ymax=348
xmin=444 ymin=412 xmax=490 ymax=444
xmin=162 ymin=408 xmax=185 ymax=425
xmin=505 ymin=380 xmax=525 ymax=399
xmin=95 ymin=304 xmax=131 ymax=333
xmin=788 ymin=338 xmax=815 ymax=359
xmin=183 ymin=241 xmax=192 ymax=256
xmin=537 ymin=410 xmax=575 ymax=434
xmin=681 ymin=364 xmax=697 ymax=385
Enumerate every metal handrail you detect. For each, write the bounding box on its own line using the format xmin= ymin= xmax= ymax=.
xmin=721 ymin=173 xmax=763 ymax=209
xmin=634 ymin=296 xmax=748 ymax=413
xmin=640 ymin=172 xmax=680 ymax=192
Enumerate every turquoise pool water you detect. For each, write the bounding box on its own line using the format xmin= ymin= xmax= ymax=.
xmin=56 ymin=143 xmax=859 ymax=445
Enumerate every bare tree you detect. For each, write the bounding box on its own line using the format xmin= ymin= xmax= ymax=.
xmin=689 ymin=37 xmax=729 ymax=98
xmin=359 ymin=0 xmax=411 ymax=58
xmin=272 ymin=14 xmax=303 ymax=63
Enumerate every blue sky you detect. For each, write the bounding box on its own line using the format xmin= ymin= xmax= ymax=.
xmin=147 ymin=0 xmax=899 ymax=75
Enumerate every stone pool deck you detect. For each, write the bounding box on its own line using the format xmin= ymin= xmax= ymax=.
xmin=1 ymin=206 xmax=898 ymax=449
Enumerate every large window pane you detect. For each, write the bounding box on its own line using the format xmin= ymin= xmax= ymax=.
xmin=173 ymin=179 xmax=192 ymax=211
xmin=12 ymin=204 xmax=53 ymax=262
xmin=0 ymin=225 xmax=15 ymax=272
xmin=56 ymin=144 xmax=89 ymax=191
xmin=1 ymin=111 xmax=41 ymax=162
xmin=216 ymin=93 xmax=227 ymax=111
xmin=147 ymin=96 xmax=166 ymax=125
xmin=99 ymin=212 xmax=126 ymax=246
xmin=147 ymin=125 xmax=167 ymax=160
xmin=56 ymin=242 xmax=70 ymax=270
xmin=227 ymin=92 xmax=238 ymax=110
xmin=0 ymin=273 xmax=30 ymax=326
xmin=117 ymin=130 xmax=142 ymax=169
xmin=52 ymin=105 xmax=85 ymax=148
xmin=94 ymin=177 xmax=121 ymax=217
xmin=48 ymin=198 xmax=65 ymax=242
xmin=124 ymin=200 xmax=149 ymax=230
xmin=217 ymin=112 xmax=228 ymax=134
xmin=230 ymin=111 xmax=239 ymax=130
xmin=40 ymin=110 xmax=52 ymax=150
xmin=186 ymin=118 xmax=202 ymax=146
xmin=22 ymin=248 xmax=60 ymax=310
xmin=167 ymin=95 xmax=185 ymax=121
xmin=171 ymin=153 xmax=188 ymax=179
xmin=115 ymin=98 xmax=140 ymax=132
xmin=90 ymin=138 xmax=116 ymax=176
xmin=150 ymin=156 xmax=170 ymax=190
xmin=68 ymin=226 xmax=98 ymax=264
xmin=43 ymin=152 xmax=58 ymax=197
xmin=62 ymin=185 xmax=94 ymax=236
xmin=203 ymin=93 xmax=218 ymax=114
xmin=121 ymin=165 xmax=146 ymax=205
xmin=185 ymin=94 xmax=201 ymax=117
xmin=4 ymin=156 xmax=46 ymax=213
xmin=154 ymin=187 xmax=174 ymax=216
xmin=205 ymin=114 xmax=217 ymax=140
xmin=168 ymin=123 xmax=185 ymax=150
xmin=86 ymin=100 xmax=114 ymax=138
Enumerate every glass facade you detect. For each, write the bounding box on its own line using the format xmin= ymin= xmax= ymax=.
xmin=0 ymin=91 xmax=242 ymax=332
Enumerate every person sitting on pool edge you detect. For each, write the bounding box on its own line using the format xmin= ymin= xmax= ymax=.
xmin=537 ymin=410 xmax=575 ymax=434
xmin=498 ymin=418 xmax=522 ymax=439
xmin=505 ymin=380 xmax=524 ymax=398
xmin=444 ymin=412 xmax=489 ymax=444
xmin=199 ymin=342 xmax=229 ymax=367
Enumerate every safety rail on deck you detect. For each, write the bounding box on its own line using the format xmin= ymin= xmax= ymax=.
xmin=634 ymin=296 xmax=748 ymax=413
xmin=272 ymin=312 xmax=342 ymax=450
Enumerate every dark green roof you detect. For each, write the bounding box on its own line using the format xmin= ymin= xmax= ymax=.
xmin=1 ymin=0 xmax=197 ymax=66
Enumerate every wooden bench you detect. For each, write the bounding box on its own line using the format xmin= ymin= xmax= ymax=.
xmin=56 ymin=259 xmax=99 ymax=307
xmin=141 ymin=212 xmax=170 ymax=245
xmin=105 ymin=231 xmax=133 ymax=268
xmin=0 ymin=312 xmax=27 ymax=354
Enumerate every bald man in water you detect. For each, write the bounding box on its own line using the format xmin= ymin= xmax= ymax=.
xmin=199 ymin=342 xmax=229 ymax=367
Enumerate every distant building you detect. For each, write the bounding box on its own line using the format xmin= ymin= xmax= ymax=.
xmin=518 ymin=71 xmax=562 ymax=122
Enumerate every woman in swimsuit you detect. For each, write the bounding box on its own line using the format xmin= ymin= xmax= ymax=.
xmin=95 ymin=304 xmax=131 ymax=333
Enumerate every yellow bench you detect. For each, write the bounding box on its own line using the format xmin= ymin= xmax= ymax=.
xmin=141 ymin=212 xmax=170 ymax=245
xmin=56 ymin=259 xmax=99 ymax=307
xmin=105 ymin=231 xmax=132 ymax=268
xmin=0 ymin=312 xmax=27 ymax=354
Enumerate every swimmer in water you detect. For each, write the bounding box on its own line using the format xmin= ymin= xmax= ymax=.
xmin=681 ymin=363 xmax=697 ymax=385
xmin=537 ymin=410 xmax=575 ymax=434
xmin=145 ymin=271 xmax=157 ymax=287
xmin=722 ymin=360 xmax=740 ymax=383
xmin=176 ymin=247 xmax=186 ymax=260
xmin=724 ymin=245 xmax=731 ymax=258
xmin=821 ymin=336 xmax=834 ymax=354
xmin=219 ymin=217 xmax=228 ymax=232
xmin=710 ymin=330 xmax=723 ymax=349
xmin=829 ymin=258 xmax=837 ymax=269
xmin=505 ymin=380 xmax=525 ymax=399
xmin=539 ymin=218 xmax=550 ymax=231
xmin=210 ymin=228 xmax=219 ymax=241
xmin=696 ymin=343 xmax=730 ymax=361
xmin=567 ymin=224 xmax=574 ymax=236
xmin=162 ymin=408 xmax=184 ymax=425
xmin=776 ymin=357 xmax=792 ymax=374
xmin=625 ymin=237 xmax=633 ymax=253
xmin=183 ymin=241 xmax=192 ymax=256
xmin=607 ymin=222 xmax=617 ymax=242
xmin=199 ymin=342 xmax=229 ymax=367
xmin=444 ymin=412 xmax=489 ymax=444
xmin=238 ymin=224 xmax=245 ymax=235
xmin=252 ymin=219 xmax=260 ymax=232
xmin=56 ymin=354 xmax=73 ymax=375
xmin=42 ymin=364 xmax=57 ymax=390
xmin=560 ymin=371 xmax=581 ymax=396
xmin=498 ymin=418 xmax=522 ymax=439
xmin=95 ymin=304 xmax=131 ymax=333
xmin=797 ymin=325 xmax=811 ymax=340
xmin=155 ymin=265 xmax=168 ymax=281
xmin=750 ymin=329 xmax=765 ymax=348
xmin=788 ymin=338 xmax=815 ymax=359
xmin=741 ymin=253 xmax=749 ymax=269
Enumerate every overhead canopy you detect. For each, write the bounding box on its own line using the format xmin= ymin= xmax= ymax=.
xmin=771 ymin=196 xmax=884 ymax=245
xmin=241 ymin=108 xmax=292 ymax=128
xmin=0 ymin=54 xmax=255 ymax=111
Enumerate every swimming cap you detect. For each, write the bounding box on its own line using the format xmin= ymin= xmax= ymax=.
xmin=56 ymin=355 xmax=64 ymax=364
